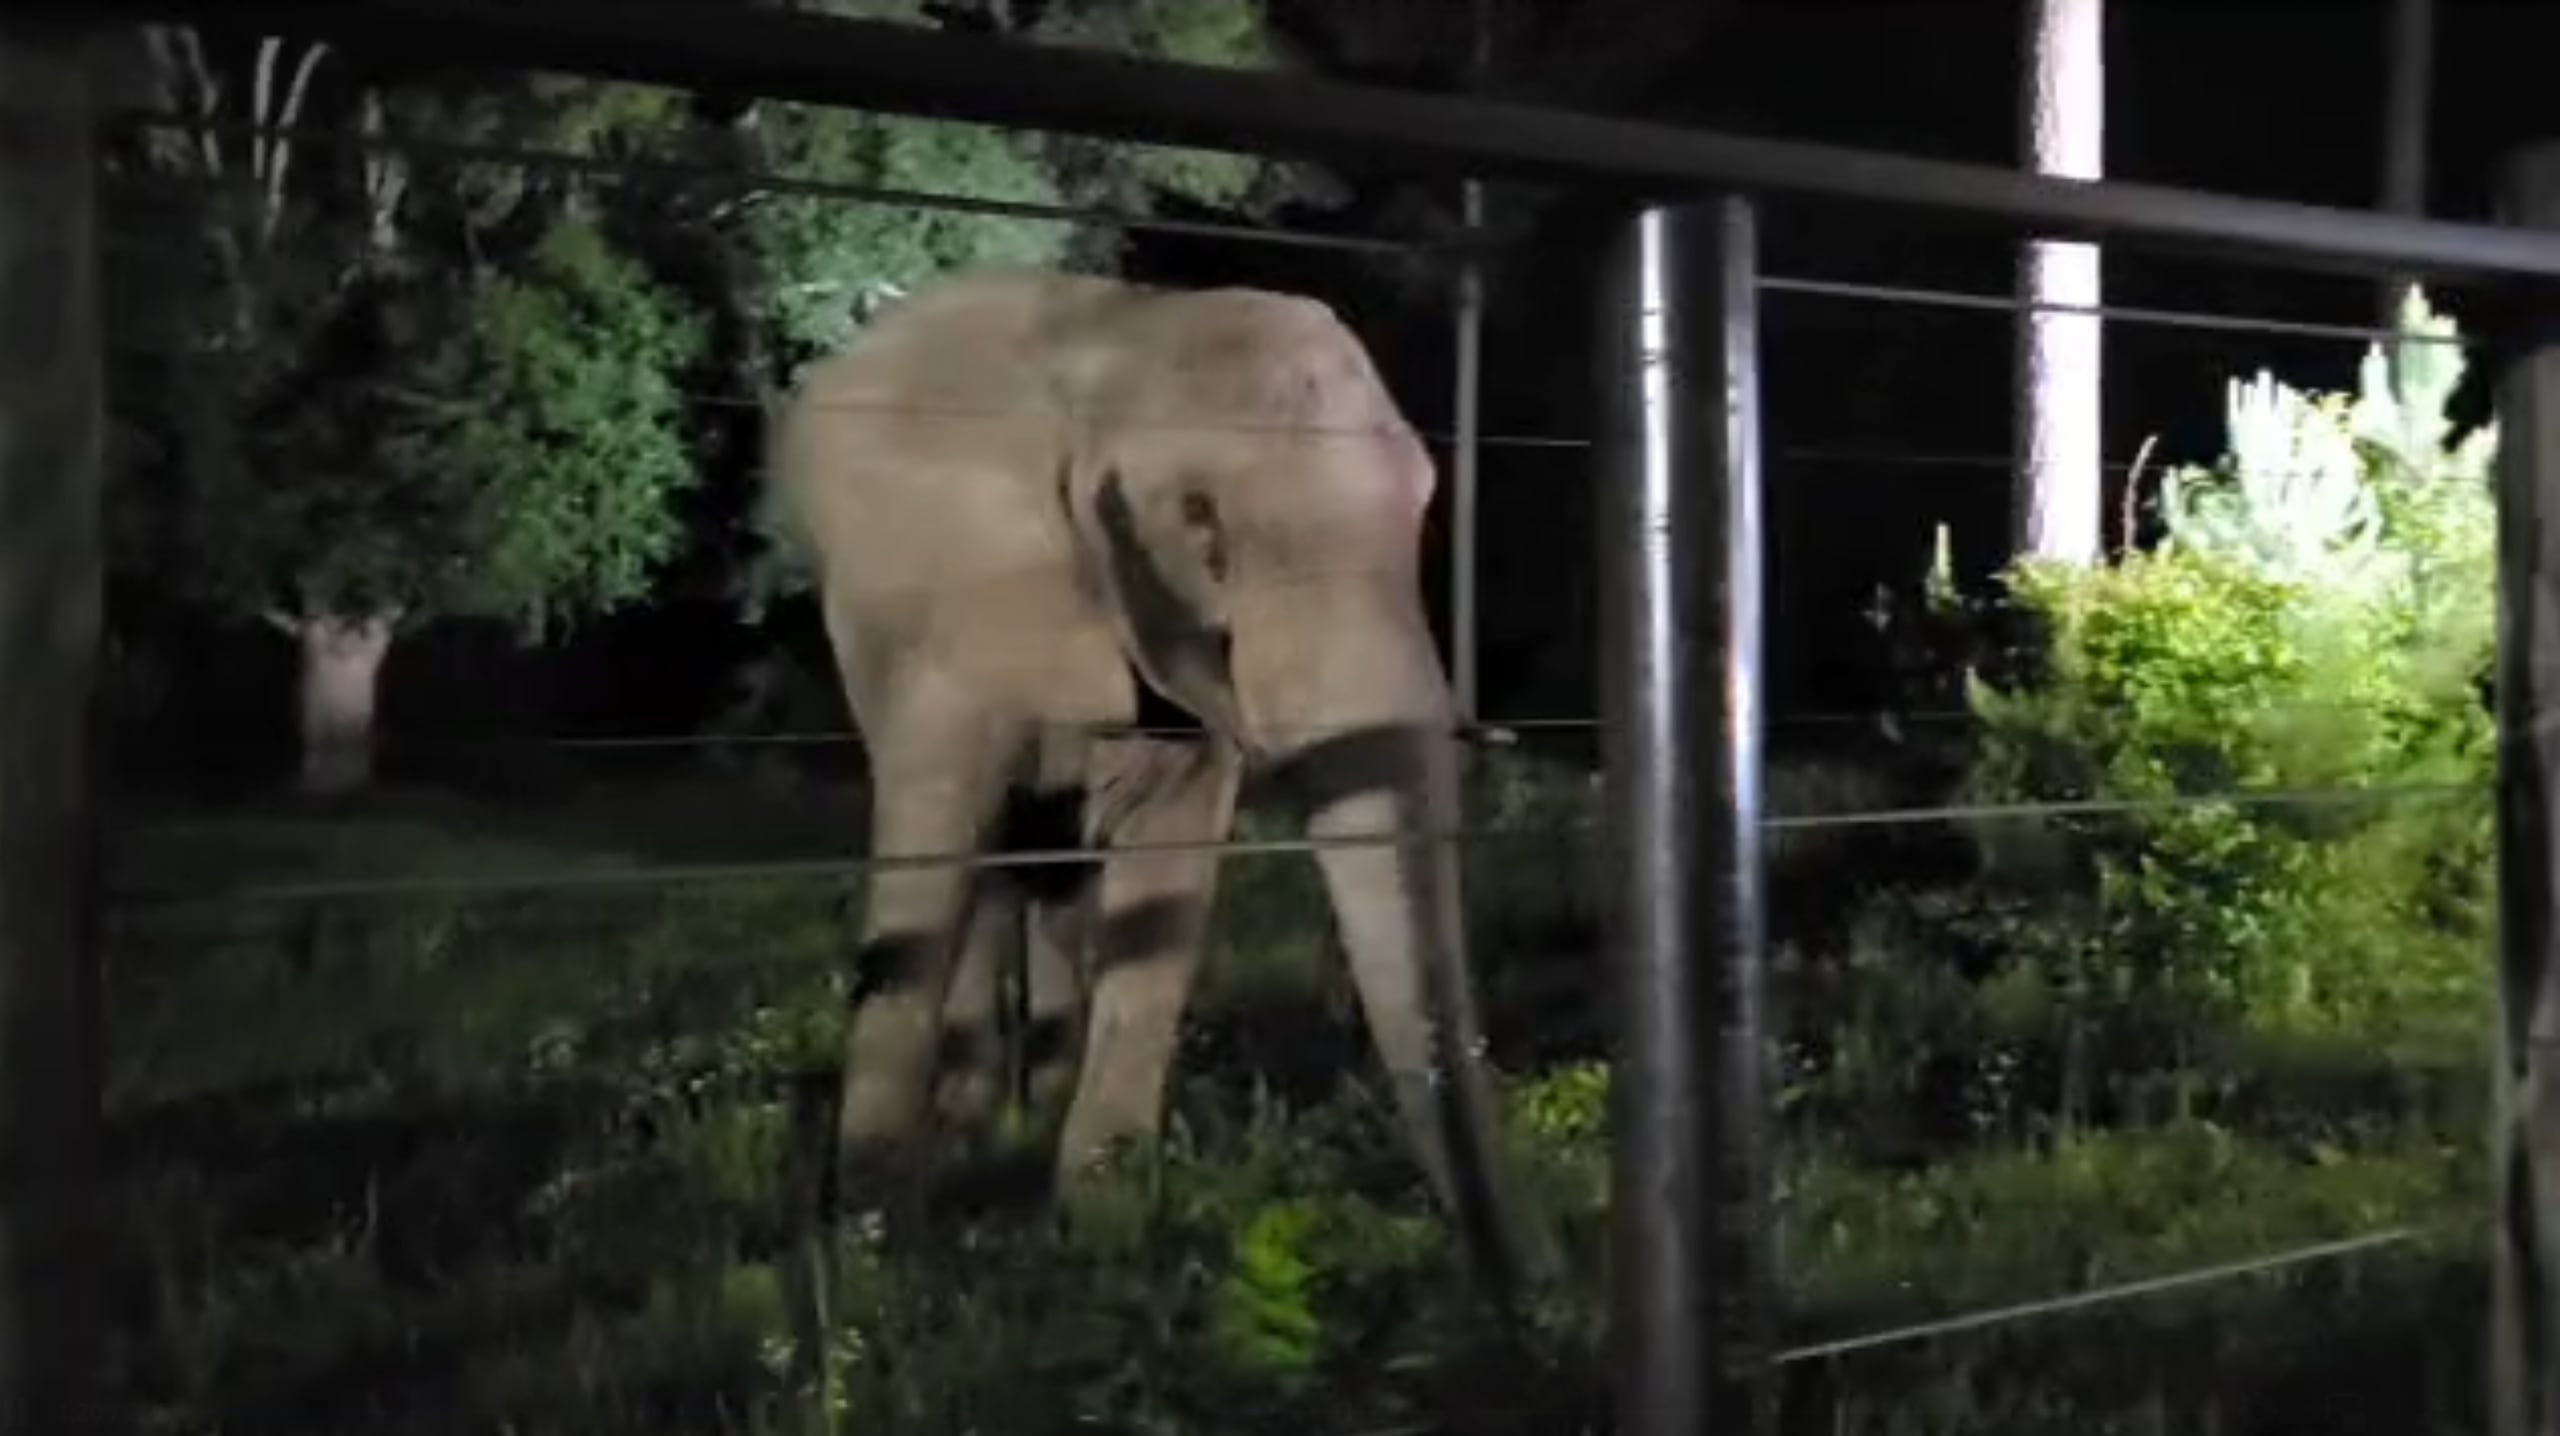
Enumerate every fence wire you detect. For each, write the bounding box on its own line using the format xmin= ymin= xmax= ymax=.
xmin=96 ymin=106 xmax=2450 ymax=387
xmin=106 ymin=110 xmax=1428 ymax=257
xmin=1343 ymin=1207 xmax=2416 ymax=1436
xmin=1774 ymin=1226 xmax=2422 ymax=1366
xmin=107 ymin=777 xmax=2485 ymax=909
xmin=1762 ymin=273 xmax=2473 ymax=349
xmin=86 ymin=313 xmax=2184 ymax=465
xmin=399 ymin=688 xmax=2469 ymax=752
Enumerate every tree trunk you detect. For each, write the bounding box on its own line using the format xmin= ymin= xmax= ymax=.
xmin=2377 ymin=0 xmax=2434 ymax=365
xmin=0 ymin=17 xmax=111 ymax=1436
xmin=2013 ymin=0 xmax=2105 ymax=566
xmin=294 ymin=613 xmax=395 ymax=797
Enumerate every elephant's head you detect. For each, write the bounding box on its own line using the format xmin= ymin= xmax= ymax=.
xmin=1062 ymin=288 xmax=1550 ymax=1295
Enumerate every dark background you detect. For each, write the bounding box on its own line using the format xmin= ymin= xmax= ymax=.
xmin=118 ymin=0 xmax=2560 ymax=790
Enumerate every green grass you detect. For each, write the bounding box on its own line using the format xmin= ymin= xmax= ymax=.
xmin=94 ymin=771 xmax=2500 ymax=1436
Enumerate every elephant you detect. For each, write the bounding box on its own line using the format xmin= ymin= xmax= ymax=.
xmin=765 ymin=267 xmax=1545 ymax=1295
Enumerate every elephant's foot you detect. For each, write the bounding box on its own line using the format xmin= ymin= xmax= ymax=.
xmin=1049 ymin=1131 xmax=1161 ymax=1249
xmin=930 ymin=1058 xmax=1006 ymax=1140
xmin=826 ymin=1138 xmax=938 ymax=1250
xmin=1051 ymin=1087 xmax=1169 ymax=1187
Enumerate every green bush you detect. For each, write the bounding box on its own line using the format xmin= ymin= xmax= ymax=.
xmin=1789 ymin=293 xmax=2498 ymax=1149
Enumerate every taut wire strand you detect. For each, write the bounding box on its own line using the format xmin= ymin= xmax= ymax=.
xmin=105 ymin=779 xmax=2484 ymax=909
xmin=105 ymin=110 xmax=1431 ymax=257
xmin=80 ymin=309 xmax=2318 ymax=471
xmin=1775 ymin=1227 xmax=2420 ymax=1365
xmin=96 ymin=113 xmax=2451 ymax=349
xmin=1761 ymin=273 xmax=2474 ymax=349
xmin=401 ymin=691 xmax=2463 ymax=751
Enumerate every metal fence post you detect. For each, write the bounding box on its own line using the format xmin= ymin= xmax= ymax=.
xmin=1599 ymin=197 xmax=1775 ymax=1436
xmin=0 ymin=17 xmax=108 ymax=1436
xmin=1448 ymin=0 xmax=1490 ymax=726
xmin=2494 ymin=139 xmax=2560 ymax=1436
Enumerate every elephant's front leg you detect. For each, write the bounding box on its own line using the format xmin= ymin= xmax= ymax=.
xmin=1053 ymin=734 xmax=1243 ymax=1186
xmin=834 ymin=710 xmax=1025 ymax=1224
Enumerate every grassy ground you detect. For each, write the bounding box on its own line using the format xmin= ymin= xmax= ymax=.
xmin=96 ymin=757 xmax=2498 ymax=1435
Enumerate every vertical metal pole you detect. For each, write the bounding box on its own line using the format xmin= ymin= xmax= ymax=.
xmin=0 ymin=17 xmax=107 ymax=1436
xmin=2492 ymin=140 xmax=2560 ymax=1436
xmin=1449 ymin=0 xmax=1491 ymax=725
xmin=1599 ymin=198 xmax=1774 ymax=1436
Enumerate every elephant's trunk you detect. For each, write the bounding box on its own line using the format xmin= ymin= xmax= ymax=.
xmin=1237 ymin=582 xmax=1549 ymax=1298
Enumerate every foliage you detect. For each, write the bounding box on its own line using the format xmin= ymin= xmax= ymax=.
xmin=372 ymin=221 xmax=706 ymax=635
xmin=733 ymin=0 xmax=1299 ymax=367
xmin=1857 ymin=291 xmax=2500 ymax=1130
xmin=102 ymin=44 xmax=705 ymax=635
xmin=122 ymin=220 xmax=702 ymax=636
xmin=96 ymin=770 xmax=2495 ymax=1436
xmin=2154 ymin=371 xmax=2384 ymax=589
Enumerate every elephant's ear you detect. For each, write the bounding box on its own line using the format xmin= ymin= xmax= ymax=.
xmin=1078 ymin=463 xmax=1242 ymax=736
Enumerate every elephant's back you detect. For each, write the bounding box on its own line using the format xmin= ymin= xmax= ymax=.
xmin=773 ymin=272 xmax=1135 ymax=588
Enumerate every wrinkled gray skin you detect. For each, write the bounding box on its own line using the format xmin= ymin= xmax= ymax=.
xmin=768 ymin=269 xmax=1544 ymax=1294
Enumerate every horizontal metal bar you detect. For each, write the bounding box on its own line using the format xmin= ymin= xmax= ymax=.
xmin=70 ymin=0 xmax=2560 ymax=285
xmin=1776 ymin=1227 xmax=2419 ymax=1366
xmin=110 ymin=111 xmax=1425 ymax=257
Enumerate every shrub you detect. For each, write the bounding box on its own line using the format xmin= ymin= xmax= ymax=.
xmin=1970 ymin=291 xmax=2495 ymax=1044
xmin=1807 ymin=292 xmax=2497 ymax=1140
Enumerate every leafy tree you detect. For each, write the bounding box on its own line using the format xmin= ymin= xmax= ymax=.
xmin=105 ymin=25 xmax=710 ymax=793
xmin=383 ymin=224 xmax=705 ymax=634
xmin=726 ymin=0 xmax=1297 ymax=364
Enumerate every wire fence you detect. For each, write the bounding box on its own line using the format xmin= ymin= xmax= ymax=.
xmin=1001 ymin=1221 xmax=2434 ymax=1436
xmin=366 ymin=683 xmax=2489 ymax=751
xmin=105 ymin=111 xmax=1432 ymax=257
xmin=84 ymin=72 xmax=2505 ymax=1430
xmin=106 ymin=776 xmax=2486 ymax=908
xmin=1772 ymin=1226 xmax=2424 ymax=1366
xmin=102 ymin=109 xmax=2480 ymax=352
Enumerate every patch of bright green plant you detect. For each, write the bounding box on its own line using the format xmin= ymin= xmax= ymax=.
xmin=1994 ymin=292 xmax=2491 ymax=1005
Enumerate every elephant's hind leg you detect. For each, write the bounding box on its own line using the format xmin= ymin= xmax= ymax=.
xmin=834 ymin=703 xmax=1029 ymax=1221
xmin=1015 ymin=725 xmax=1104 ymax=1125
xmin=930 ymin=874 xmax=1023 ymax=1137
xmin=1053 ymin=734 xmax=1244 ymax=1187
xmin=935 ymin=728 xmax=1099 ymax=1144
